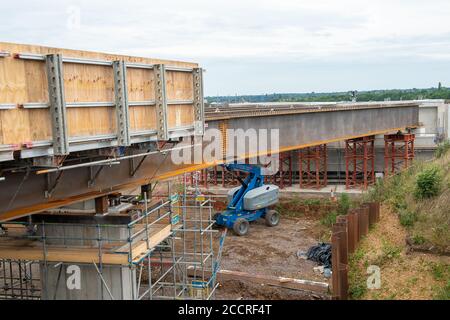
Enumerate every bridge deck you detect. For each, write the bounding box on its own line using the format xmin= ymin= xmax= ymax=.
xmin=0 ymin=102 xmax=419 ymax=222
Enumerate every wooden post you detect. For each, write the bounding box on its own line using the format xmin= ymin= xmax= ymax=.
xmin=95 ymin=195 xmax=109 ymax=215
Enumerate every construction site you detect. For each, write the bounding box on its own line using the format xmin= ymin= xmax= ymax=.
xmin=0 ymin=41 xmax=449 ymax=302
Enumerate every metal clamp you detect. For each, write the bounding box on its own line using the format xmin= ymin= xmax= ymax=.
xmin=193 ymin=68 xmax=205 ymax=136
xmin=46 ymin=54 xmax=69 ymax=155
xmin=113 ymin=60 xmax=131 ymax=146
xmin=154 ymin=64 xmax=169 ymax=141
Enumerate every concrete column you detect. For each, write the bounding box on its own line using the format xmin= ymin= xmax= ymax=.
xmin=40 ymin=262 xmax=136 ymax=300
xmin=37 ymin=221 xmax=137 ymax=300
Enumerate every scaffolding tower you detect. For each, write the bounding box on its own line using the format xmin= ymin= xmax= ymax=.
xmin=0 ymin=179 xmax=222 ymax=300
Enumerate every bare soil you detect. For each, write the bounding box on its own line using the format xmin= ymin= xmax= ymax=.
xmin=215 ymin=216 xmax=331 ymax=300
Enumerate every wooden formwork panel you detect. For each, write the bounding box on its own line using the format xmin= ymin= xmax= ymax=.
xmin=0 ymin=42 xmax=198 ymax=147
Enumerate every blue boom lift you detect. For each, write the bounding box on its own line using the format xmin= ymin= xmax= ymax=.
xmin=215 ymin=163 xmax=280 ymax=236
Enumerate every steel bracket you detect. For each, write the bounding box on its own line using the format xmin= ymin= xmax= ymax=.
xmin=193 ymin=68 xmax=205 ymax=136
xmin=46 ymin=54 xmax=69 ymax=156
xmin=88 ymin=165 xmax=105 ymax=188
xmin=113 ymin=60 xmax=131 ymax=146
xmin=45 ymin=171 xmax=64 ymax=198
xmin=154 ymin=64 xmax=169 ymax=141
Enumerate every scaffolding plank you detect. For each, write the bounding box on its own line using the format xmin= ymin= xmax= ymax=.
xmin=0 ymin=223 xmax=172 ymax=265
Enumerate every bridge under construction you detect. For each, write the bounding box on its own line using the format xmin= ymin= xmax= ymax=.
xmin=0 ymin=42 xmax=434 ymax=300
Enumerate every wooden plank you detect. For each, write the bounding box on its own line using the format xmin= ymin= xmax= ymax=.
xmin=168 ymin=104 xmax=194 ymax=128
xmin=0 ymin=42 xmax=198 ymax=147
xmin=130 ymin=224 xmax=172 ymax=263
xmin=188 ymin=268 xmax=329 ymax=294
xmin=0 ymin=223 xmax=172 ymax=265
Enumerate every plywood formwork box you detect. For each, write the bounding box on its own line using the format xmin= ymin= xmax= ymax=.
xmin=0 ymin=42 xmax=204 ymax=160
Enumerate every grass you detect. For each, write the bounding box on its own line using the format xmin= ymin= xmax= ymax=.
xmin=364 ymin=151 xmax=450 ymax=251
xmin=320 ymin=211 xmax=338 ymax=227
xmin=433 ymin=280 xmax=450 ymax=300
xmin=429 ymin=262 xmax=450 ymax=300
xmin=276 ymin=196 xmax=335 ymax=217
xmin=366 ymin=239 xmax=403 ymax=267
xmin=320 ymin=193 xmax=353 ymax=227
xmin=398 ymin=209 xmax=417 ymax=227
xmin=348 ymin=247 xmax=368 ymax=299
xmin=411 ymin=234 xmax=426 ymax=245
xmin=435 ymin=140 xmax=450 ymax=159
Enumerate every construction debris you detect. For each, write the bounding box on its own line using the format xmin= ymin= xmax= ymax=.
xmin=306 ymin=243 xmax=332 ymax=269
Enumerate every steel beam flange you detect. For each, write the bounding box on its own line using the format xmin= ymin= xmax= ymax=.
xmin=113 ymin=60 xmax=131 ymax=146
xmin=46 ymin=54 xmax=69 ymax=156
xmin=154 ymin=64 xmax=169 ymax=141
xmin=193 ymin=68 xmax=205 ymax=136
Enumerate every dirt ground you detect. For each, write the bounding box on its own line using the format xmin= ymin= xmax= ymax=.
xmin=350 ymin=205 xmax=450 ymax=300
xmin=214 ymin=216 xmax=331 ymax=300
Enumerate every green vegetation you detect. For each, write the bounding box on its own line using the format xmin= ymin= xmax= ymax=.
xmin=411 ymin=234 xmax=426 ymax=245
xmin=348 ymin=247 xmax=368 ymax=299
xmin=429 ymin=262 xmax=450 ymax=300
xmin=399 ymin=209 xmax=417 ymax=227
xmin=414 ymin=165 xmax=443 ymax=199
xmin=320 ymin=193 xmax=352 ymax=227
xmin=320 ymin=211 xmax=338 ymax=227
xmin=207 ymin=87 xmax=450 ymax=104
xmin=375 ymin=240 xmax=402 ymax=265
xmin=433 ymin=280 xmax=450 ymax=300
xmin=337 ymin=193 xmax=351 ymax=215
xmin=436 ymin=140 xmax=450 ymax=158
xmin=365 ymin=148 xmax=450 ymax=252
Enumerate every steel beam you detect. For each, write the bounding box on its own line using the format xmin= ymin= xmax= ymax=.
xmin=0 ymin=104 xmax=419 ymax=222
xmin=193 ymin=68 xmax=205 ymax=136
xmin=113 ymin=60 xmax=131 ymax=146
xmin=153 ymin=64 xmax=169 ymax=141
xmin=46 ymin=54 xmax=69 ymax=156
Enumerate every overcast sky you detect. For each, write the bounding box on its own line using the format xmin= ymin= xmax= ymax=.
xmin=2 ymin=0 xmax=450 ymax=96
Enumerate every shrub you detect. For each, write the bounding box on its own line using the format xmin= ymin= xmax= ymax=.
xmin=337 ymin=193 xmax=351 ymax=215
xmin=414 ymin=165 xmax=443 ymax=199
xmin=435 ymin=140 xmax=450 ymax=158
xmin=320 ymin=211 xmax=338 ymax=227
xmin=399 ymin=209 xmax=417 ymax=227
xmin=411 ymin=234 xmax=426 ymax=245
xmin=365 ymin=179 xmax=386 ymax=202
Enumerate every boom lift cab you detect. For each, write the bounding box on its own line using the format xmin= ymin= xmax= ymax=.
xmin=215 ymin=164 xmax=280 ymax=236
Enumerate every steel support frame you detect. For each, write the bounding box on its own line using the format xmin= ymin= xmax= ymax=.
xmin=197 ymin=167 xmax=219 ymax=188
xmin=299 ymin=144 xmax=328 ymax=189
xmin=154 ymin=64 xmax=169 ymax=141
xmin=46 ymin=54 xmax=69 ymax=156
xmin=272 ymin=151 xmax=293 ymax=189
xmin=384 ymin=133 xmax=415 ymax=176
xmin=113 ymin=60 xmax=131 ymax=146
xmin=345 ymin=136 xmax=375 ymax=190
